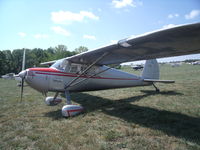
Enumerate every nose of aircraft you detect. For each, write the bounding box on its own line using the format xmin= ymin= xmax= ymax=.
xmin=19 ymin=70 xmax=27 ymax=79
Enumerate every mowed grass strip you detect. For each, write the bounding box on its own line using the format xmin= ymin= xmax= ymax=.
xmin=0 ymin=64 xmax=200 ymax=150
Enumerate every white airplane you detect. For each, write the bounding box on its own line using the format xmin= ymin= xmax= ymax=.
xmin=1 ymin=73 xmax=15 ymax=79
xmin=18 ymin=23 xmax=200 ymax=117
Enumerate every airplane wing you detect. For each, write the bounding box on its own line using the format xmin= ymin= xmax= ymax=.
xmin=40 ymin=60 xmax=57 ymax=66
xmin=66 ymin=23 xmax=200 ymax=65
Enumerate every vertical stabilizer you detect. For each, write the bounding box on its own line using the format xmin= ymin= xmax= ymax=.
xmin=141 ymin=59 xmax=159 ymax=79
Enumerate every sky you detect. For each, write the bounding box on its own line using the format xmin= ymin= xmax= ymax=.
xmin=0 ymin=0 xmax=200 ymax=63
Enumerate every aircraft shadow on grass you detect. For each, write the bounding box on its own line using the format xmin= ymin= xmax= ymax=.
xmin=45 ymin=90 xmax=200 ymax=144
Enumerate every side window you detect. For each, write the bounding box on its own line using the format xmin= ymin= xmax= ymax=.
xmin=90 ymin=67 xmax=96 ymax=75
xmin=82 ymin=66 xmax=98 ymax=75
xmin=69 ymin=64 xmax=99 ymax=75
xmin=70 ymin=65 xmax=78 ymax=73
xmin=80 ymin=65 xmax=87 ymax=74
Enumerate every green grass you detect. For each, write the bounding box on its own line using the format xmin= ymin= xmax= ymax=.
xmin=0 ymin=64 xmax=200 ymax=150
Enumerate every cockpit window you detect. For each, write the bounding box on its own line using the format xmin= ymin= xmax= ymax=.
xmin=50 ymin=59 xmax=70 ymax=71
xmin=51 ymin=59 xmax=99 ymax=75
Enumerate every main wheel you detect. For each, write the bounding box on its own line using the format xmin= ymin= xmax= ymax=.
xmin=62 ymin=105 xmax=83 ymax=117
xmin=45 ymin=97 xmax=62 ymax=106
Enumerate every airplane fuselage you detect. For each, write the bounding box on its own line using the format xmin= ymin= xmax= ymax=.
xmin=24 ymin=66 xmax=148 ymax=93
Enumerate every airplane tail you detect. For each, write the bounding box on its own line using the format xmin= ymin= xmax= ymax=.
xmin=141 ymin=59 xmax=159 ymax=80
xmin=141 ymin=59 xmax=175 ymax=84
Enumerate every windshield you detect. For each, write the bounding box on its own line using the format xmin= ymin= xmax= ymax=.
xmin=50 ymin=59 xmax=70 ymax=71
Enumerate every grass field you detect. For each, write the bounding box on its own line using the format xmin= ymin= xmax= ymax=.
xmin=0 ymin=64 xmax=200 ymax=150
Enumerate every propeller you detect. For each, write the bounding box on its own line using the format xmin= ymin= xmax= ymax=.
xmin=18 ymin=49 xmax=26 ymax=102
xmin=20 ymin=77 xmax=24 ymax=102
xmin=18 ymin=70 xmax=27 ymax=102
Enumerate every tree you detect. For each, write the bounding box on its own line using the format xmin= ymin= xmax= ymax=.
xmin=54 ymin=45 xmax=77 ymax=59
xmin=55 ymin=45 xmax=68 ymax=59
xmin=55 ymin=45 xmax=68 ymax=52
xmin=74 ymin=46 xmax=88 ymax=54
xmin=0 ymin=51 xmax=6 ymax=76
xmin=32 ymin=48 xmax=48 ymax=64
xmin=12 ymin=49 xmax=28 ymax=73
xmin=2 ymin=50 xmax=14 ymax=73
xmin=0 ymin=44 xmax=85 ymax=75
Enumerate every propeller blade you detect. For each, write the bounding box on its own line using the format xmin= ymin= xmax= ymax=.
xmin=22 ymin=49 xmax=26 ymax=71
xmin=18 ymin=49 xmax=26 ymax=102
xmin=20 ymin=78 xmax=24 ymax=102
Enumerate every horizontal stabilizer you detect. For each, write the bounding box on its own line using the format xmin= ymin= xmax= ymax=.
xmin=143 ymin=79 xmax=175 ymax=84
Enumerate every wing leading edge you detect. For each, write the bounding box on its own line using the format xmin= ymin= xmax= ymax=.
xmin=66 ymin=23 xmax=200 ymax=65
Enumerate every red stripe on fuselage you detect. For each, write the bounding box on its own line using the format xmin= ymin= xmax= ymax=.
xmin=29 ymin=68 xmax=73 ymax=75
xmin=29 ymin=68 xmax=139 ymax=81
xmin=66 ymin=108 xmax=84 ymax=117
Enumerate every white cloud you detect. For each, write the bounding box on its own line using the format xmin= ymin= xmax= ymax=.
xmin=168 ymin=13 xmax=179 ymax=19
xmin=83 ymin=35 xmax=96 ymax=40
xmin=162 ymin=24 xmax=176 ymax=29
xmin=185 ymin=10 xmax=200 ymax=19
xmin=112 ymin=0 xmax=135 ymax=8
xmin=18 ymin=32 xmax=26 ymax=38
xmin=51 ymin=26 xmax=70 ymax=36
xmin=51 ymin=11 xmax=99 ymax=24
xmin=33 ymin=34 xmax=49 ymax=39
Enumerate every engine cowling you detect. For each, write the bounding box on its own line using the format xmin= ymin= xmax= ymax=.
xmin=62 ymin=105 xmax=83 ymax=117
xmin=45 ymin=97 xmax=62 ymax=106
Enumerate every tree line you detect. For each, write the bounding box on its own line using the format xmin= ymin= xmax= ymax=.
xmin=0 ymin=45 xmax=88 ymax=76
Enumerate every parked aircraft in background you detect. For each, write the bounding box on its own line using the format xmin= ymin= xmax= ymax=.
xmin=171 ymin=63 xmax=182 ymax=67
xmin=1 ymin=73 xmax=15 ymax=79
xmin=17 ymin=23 xmax=200 ymax=117
xmin=132 ymin=65 xmax=144 ymax=70
xmin=192 ymin=61 xmax=200 ymax=65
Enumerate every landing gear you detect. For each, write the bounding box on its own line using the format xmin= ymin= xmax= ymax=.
xmin=64 ymin=90 xmax=72 ymax=104
xmin=61 ymin=53 xmax=108 ymax=117
xmin=44 ymin=91 xmax=83 ymax=117
xmin=152 ymin=83 xmax=160 ymax=92
xmin=44 ymin=92 xmax=62 ymax=106
xmin=45 ymin=97 xmax=62 ymax=106
xmin=61 ymin=90 xmax=83 ymax=117
xmin=62 ymin=105 xmax=83 ymax=117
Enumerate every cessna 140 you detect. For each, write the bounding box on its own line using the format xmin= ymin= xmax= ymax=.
xmin=18 ymin=23 xmax=200 ymax=117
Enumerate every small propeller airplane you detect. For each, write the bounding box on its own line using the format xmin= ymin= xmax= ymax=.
xmin=17 ymin=23 xmax=200 ymax=117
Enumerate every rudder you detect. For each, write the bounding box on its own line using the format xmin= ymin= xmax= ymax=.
xmin=141 ymin=59 xmax=159 ymax=79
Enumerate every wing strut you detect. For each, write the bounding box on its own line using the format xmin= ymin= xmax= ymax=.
xmin=64 ymin=52 xmax=109 ymax=90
